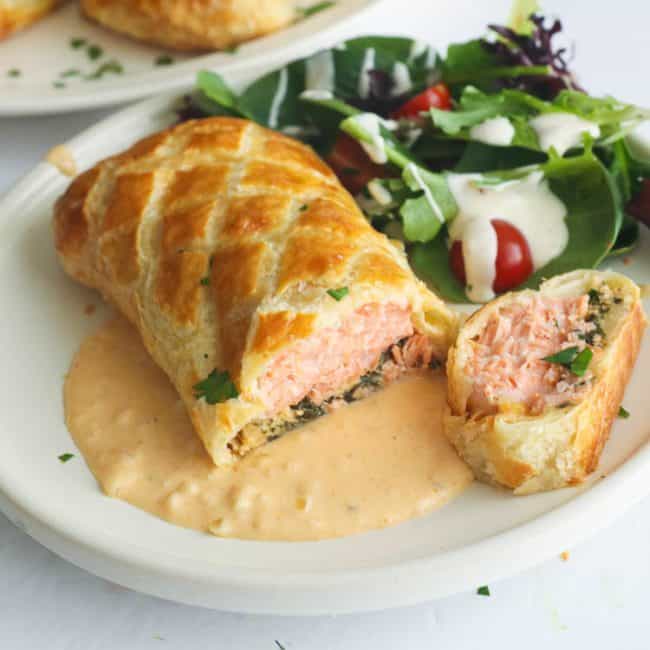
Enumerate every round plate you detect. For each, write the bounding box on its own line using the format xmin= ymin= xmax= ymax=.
xmin=0 ymin=0 xmax=379 ymax=116
xmin=1 ymin=91 xmax=649 ymax=615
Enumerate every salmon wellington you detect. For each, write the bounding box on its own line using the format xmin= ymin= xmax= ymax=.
xmin=53 ymin=117 xmax=458 ymax=466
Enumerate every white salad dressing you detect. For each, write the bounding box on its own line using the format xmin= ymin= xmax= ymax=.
xmin=447 ymin=171 xmax=568 ymax=303
xmin=530 ymin=112 xmax=600 ymax=155
xmin=64 ymin=317 xmax=473 ymax=541
xmin=300 ymin=89 xmax=334 ymax=101
xmin=469 ymin=117 xmax=515 ymax=146
xmin=391 ymin=62 xmax=413 ymax=97
xmin=367 ymin=179 xmax=393 ymax=205
xmin=268 ymin=67 xmax=288 ymax=129
xmin=405 ymin=162 xmax=445 ymax=223
xmin=305 ymin=50 xmax=336 ymax=92
xmin=358 ymin=48 xmax=376 ymax=99
xmin=348 ymin=113 xmax=396 ymax=164
xmin=408 ymin=39 xmax=429 ymax=62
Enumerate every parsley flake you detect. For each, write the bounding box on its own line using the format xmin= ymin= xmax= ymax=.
xmin=70 ymin=37 xmax=86 ymax=49
xmin=58 ymin=453 xmax=74 ymax=463
xmin=570 ymin=348 xmax=593 ymax=376
xmin=543 ymin=346 xmax=593 ymax=376
xmin=61 ymin=68 xmax=81 ymax=78
xmin=299 ymin=1 xmax=336 ymax=18
xmin=477 ymin=585 xmax=490 ymax=596
xmin=193 ymin=369 xmax=238 ymax=404
xmin=87 ymin=44 xmax=103 ymax=60
xmin=7 ymin=68 xmax=20 ymax=77
xmin=299 ymin=204 xmax=308 ymax=212
xmin=200 ymin=276 xmax=210 ymax=286
xmin=327 ymin=287 xmax=349 ymax=301
xmin=155 ymin=54 xmax=174 ymax=66
xmin=52 ymin=81 xmax=66 ymax=89
xmin=618 ymin=406 xmax=630 ymax=419
xmin=86 ymin=60 xmax=124 ymax=80
xmin=543 ymin=346 xmax=580 ymax=366
xmin=224 ymin=44 xmax=239 ymax=54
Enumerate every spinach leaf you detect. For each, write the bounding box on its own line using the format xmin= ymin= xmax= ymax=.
xmin=410 ymin=234 xmax=468 ymax=303
xmin=408 ymin=151 xmax=619 ymax=302
xmin=521 ymin=152 xmax=620 ymax=288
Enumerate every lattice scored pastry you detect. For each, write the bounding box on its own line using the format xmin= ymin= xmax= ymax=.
xmin=54 ymin=117 xmax=459 ymax=466
xmin=0 ymin=0 xmax=59 ymax=40
xmin=80 ymin=0 xmax=298 ymax=52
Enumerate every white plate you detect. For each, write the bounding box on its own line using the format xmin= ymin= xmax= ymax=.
xmin=0 ymin=0 xmax=379 ymax=115
xmin=1 ymin=91 xmax=649 ymax=615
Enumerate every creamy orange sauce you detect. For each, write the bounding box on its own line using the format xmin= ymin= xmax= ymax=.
xmin=64 ymin=317 xmax=472 ymax=541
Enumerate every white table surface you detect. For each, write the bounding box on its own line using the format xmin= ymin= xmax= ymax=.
xmin=2 ymin=0 xmax=650 ymax=647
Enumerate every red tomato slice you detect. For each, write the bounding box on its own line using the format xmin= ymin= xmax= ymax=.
xmin=325 ymin=134 xmax=390 ymax=195
xmin=391 ymin=83 xmax=452 ymax=119
xmin=449 ymin=219 xmax=534 ymax=294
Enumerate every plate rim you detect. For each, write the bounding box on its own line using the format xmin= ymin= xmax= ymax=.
xmin=0 ymin=0 xmax=381 ymax=116
xmin=1 ymin=91 xmax=650 ymax=615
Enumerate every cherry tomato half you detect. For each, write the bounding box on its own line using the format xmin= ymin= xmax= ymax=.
xmin=391 ymin=83 xmax=452 ymax=120
xmin=449 ymin=219 xmax=534 ymax=294
xmin=325 ymin=134 xmax=390 ymax=195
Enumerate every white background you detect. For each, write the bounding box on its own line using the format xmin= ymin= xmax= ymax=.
xmin=2 ymin=0 xmax=650 ymax=647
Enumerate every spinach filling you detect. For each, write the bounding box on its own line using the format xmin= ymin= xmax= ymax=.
xmin=262 ymin=337 xmax=439 ymax=442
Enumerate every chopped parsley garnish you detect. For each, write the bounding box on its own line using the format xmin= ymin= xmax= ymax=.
xmin=86 ymin=60 xmax=124 ymax=80
xmin=327 ymin=287 xmax=349 ymax=301
xmin=224 ymin=44 xmax=239 ymax=54
xmin=477 ymin=585 xmax=490 ymax=596
xmin=87 ymin=44 xmax=104 ymax=61
xmin=70 ymin=37 xmax=86 ymax=49
xmin=200 ymin=276 xmax=210 ymax=286
xmin=299 ymin=204 xmax=308 ymax=212
xmin=618 ymin=406 xmax=630 ymax=419
xmin=58 ymin=453 xmax=74 ymax=463
xmin=543 ymin=346 xmax=593 ymax=376
xmin=155 ymin=55 xmax=174 ymax=66
xmin=52 ymin=81 xmax=66 ymax=89
xmin=61 ymin=68 xmax=81 ymax=78
xmin=570 ymin=348 xmax=593 ymax=376
xmin=7 ymin=68 xmax=20 ymax=77
xmin=193 ymin=369 xmax=238 ymax=404
xmin=299 ymin=1 xmax=336 ymax=18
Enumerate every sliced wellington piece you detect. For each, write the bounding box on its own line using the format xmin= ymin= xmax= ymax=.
xmin=445 ymin=270 xmax=647 ymax=494
xmin=54 ymin=117 xmax=458 ymax=466
xmin=80 ymin=0 xmax=297 ymax=52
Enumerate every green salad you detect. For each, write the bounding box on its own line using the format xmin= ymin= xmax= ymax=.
xmin=180 ymin=2 xmax=650 ymax=303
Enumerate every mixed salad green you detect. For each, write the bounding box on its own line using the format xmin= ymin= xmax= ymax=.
xmin=180 ymin=3 xmax=650 ymax=302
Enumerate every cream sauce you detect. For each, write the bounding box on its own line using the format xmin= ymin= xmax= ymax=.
xmin=64 ymin=317 xmax=472 ymax=542
xmin=268 ymin=67 xmax=288 ymax=129
xmin=305 ymin=49 xmax=336 ymax=92
xmin=348 ymin=113 xmax=397 ymax=164
xmin=405 ymin=163 xmax=446 ymax=223
xmin=447 ymin=171 xmax=568 ymax=303
xmin=358 ymin=48 xmax=376 ymax=99
xmin=391 ymin=62 xmax=413 ymax=97
xmin=530 ymin=112 xmax=600 ymax=155
xmin=469 ymin=117 xmax=515 ymax=147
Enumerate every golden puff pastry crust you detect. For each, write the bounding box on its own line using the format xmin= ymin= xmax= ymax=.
xmin=54 ymin=117 xmax=458 ymax=466
xmin=445 ymin=270 xmax=646 ymax=494
xmin=80 ymin=0 xmax=298 ymax=52
xmin=0 ymin=0 xmax=59 ymax=40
